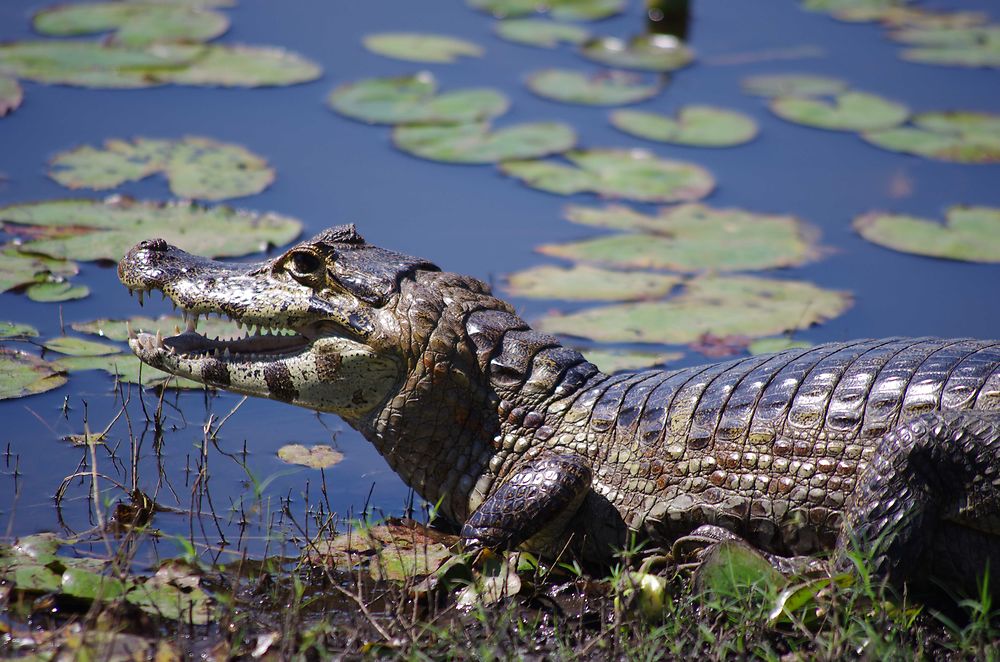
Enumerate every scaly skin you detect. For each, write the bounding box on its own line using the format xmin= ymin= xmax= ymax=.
xmin=118 ymin=226 xmax=1000 ymax=594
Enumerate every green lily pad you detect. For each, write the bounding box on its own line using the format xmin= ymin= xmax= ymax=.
xmin=802 ymin=0 xmax=903 ymax=18
xmin=161 ymin=44 xmax=322 ymax=87
xmin=582 ymin=348 xmax=683 ymax=374
xmin=313 ymin=520 xmax=457 ymax=582
xmin=494 ymin=19 xmax=590 ymax=48
xmin=26 ymin=281 xmax=90 ymax=302
xmin=692 ymin=540 xmax=785 ymax=601
xmin=72 ymin=314 xmax=239 ymax=342
xmin=505 ymin=264 xmax=681 ymax=301
xmin=52 ymin=353 xmax=204 ymax=389
xmin=836 ymin=7 xmax=988 ymax=28
xmin=327 ymin=73 xmax=508 ymax=125
xmin=0 ymin=321 xmax=39 ymax=339
xmin=0 ymin=40 xmax=203 ymax=88
xmin=363 ymin=33 xmax=483 ymax=63
xmin=0 ymin=247 xmax=79 ymax=294
xmin=0 ymin=350 xmax=67 ymax=400
xmin=61 ymin=567 xmax=130 ymax=600
xmin=277 ymin=444 xmax=345 ymax=469
xmin=43 ymin=337 xmax=121 ymax=356
xmin=33 ymin=2 xmax=229 ymax=47
xmin=125 ymin=563 xmax=213 ymax=623
xmin=526 ymin=68 xmax=663 ymax=106
xmin=392 ymin=121 xmax=576 ymax=164
xmin=853 ymin=206 xmax=1000 ymax=263
xmin=0 ymin=75 xmax=23 ymax=117
xmin=50 ymin=136 xmax=275 ymax=200
xmin=893 ymin=25 xmax=1000 ymax=68
xmin=0 ymin=197 xmax=302 ymax=262
xmin=500 ymin=149 xmax=715 ymax=203
xmin=6 ymin=563 xmax=63 ymax=593
xmin=770 ymin=91 xmax=909 ymax=131
xmin=468 ymin=0 xmax=625 ymax=21
xmin=862 ymin=111 xmax=1000 ymax=163
xmin=610 ymin=106 xmax=758 ymax=147
xmin=741 ymin=73 xmax=847 ymax=98
xmin=537 ymin=275 xmax=852 ymax=345
xmin=543 ymin=203 xmax=817 ymax=272
xmin=580 ymin=34 xmax=694 ymax=72
xmin=748 ymin=337 xmax=813 ymax=355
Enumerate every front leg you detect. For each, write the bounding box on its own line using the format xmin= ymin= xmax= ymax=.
xmin=461 ymin=453 xmax=592 ymax=554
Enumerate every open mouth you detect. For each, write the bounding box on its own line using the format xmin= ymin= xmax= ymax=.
xmin=125 ymin=287 xmax=313 ymax=362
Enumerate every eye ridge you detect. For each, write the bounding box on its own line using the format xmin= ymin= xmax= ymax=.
xmin=291 ymin=251 xmax=321 ymax=274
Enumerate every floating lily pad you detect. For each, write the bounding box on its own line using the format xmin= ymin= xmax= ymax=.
xmin=277 ymin=444 xmax=345 ymax=469
xmin=312 ymin=519 xmax=456 ymax=582
xmin=580 ymin=34 xmax=694 ymax=72
xmin=50 ymin=137 xmax=275 ymax=200
xmin=0 ymin=350 xmax=67 ymax=400
xmin=610 ymin=106 xmax=758 ymax=147
xmin=363 ymin=33 xmax=483 ymax=63
xmin=495 ymin=19 xmax=590 ymax=48
xmin=537 ymin=275 xmax=852 ymax=345
xmin=500 ymin=149 xmax=715 ymax=203
xmin=526 ymin=69 xmax=662 ymax=106
xmin=770 ymin=91 xmax=909 ymax=131
xmin=327 ymin=73 xmax=508 ymax=125
xmin=0 ymin=321 xmax=39 ymax=339
xmin=126 ymin=568 xmax=213 ymax=623
xmin=853 ymin=206 xmax=1000 ymax=263
xmin=748 ymin=337 xmax=813 ymax=355
xmin=862 ymin=111 xmax=1000 ymax=163
xmin=393 ymin=121 xmax=576 ymax=164
xmin=544 ymin=204 xmax=817 ymax=272
xmin=0 ymin=75 xmax=23 ymax=117
xmin=835 ymin=7 xmax=988 ymax=29
xmin=43 ymin=337 xmax=120 ymax=356
xmin=893 ymin=25 xmax=1000 ymax=68
xmin=26 ymin=281 xmax=90 ymax=302
xmin=161 ymin=44 xmax=322 ymax=87
xmin=33 ymin=2 xmax=230 ymax=46
xmin=505 ymin=264 xmax=681 ymax=301
xmin=468 ymin=0 xmax=625 ymax=21
xmin=0 ymin=197 xmax=302 ymax=262
xmin=582 ymin=348 xmax=683 ymax=374
xmin=52 ymin=353 xmax=204 ymax=389
xmin=741 ymin=73 xmax=847 ymax=98
xmin=0 ymin=40 xmax=202 ymax=88
xmin=0 ymin=247 xmax=79 ymax=294
xmin=802 ymin=0 xmax=903 ymax=18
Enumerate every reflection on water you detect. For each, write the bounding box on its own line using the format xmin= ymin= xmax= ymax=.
xmin=645 ymin=0 xmax=690 ymax=40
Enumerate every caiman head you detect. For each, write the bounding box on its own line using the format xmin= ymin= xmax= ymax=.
xmin=117 ymin=225 xmax=440 ymax=424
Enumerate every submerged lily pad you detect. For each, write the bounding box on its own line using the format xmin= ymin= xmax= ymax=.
xmin=545 ymin=204 xmax=818 ymax=272
xmin=854 ymin=206 xmax=1000 ymax=263
xmin=526 ymin=69 xmax=662 ymax=106
xmin=327 ymin=73 xmax=508 ymax=125
xmin=277 ymin=444 xmax=345 ymax=469
xmin=741 ymin=73 xmax=847 ymax=97
xmin=893 ymin=25 xmax=1000 ymax=68
xmin=580 ymin=34 xmax=694 ymax=72
xmin=505 ymin=264 xmax=681 ymax=301
xmin=748 ymin=337 xmax=813 ymax=355
xmin=500 ymin=149 xmax=715 ymax=203
xmin=862 ymin=111 xmax=1000 ymax=163
xmin=770 ymin=91 xmax=909 ymax=131
xmin=0 ymin=197 xmax=302 ymax=262
xmin=43 ymin=336 xmax=120 ymax=356
xmin=26 ymin=281 xmax=90 ymax=302
xmin=582 ymin=348 xmax=683 ymax=374
xmin=393 ymin=121 xmax=576 ymax=163
xmin=610 ymin=106 xmax=758 ymax=147
xmin=33 ymin=2 xmax=230 ymax=46
xmin=468 ymin=0 xmax=625 ymax=21
xmin=161 ymin=44 xmax=322 ymax=87
xmin=0 ymin=350 xmax=67 ymax=400
xmin=0 ymin=247 xmax=79 ymax=294
xmin=0 ymin=75 xmax=23 ymax=117
xmin=537 ymin=275 xmax=852 ymax=345
xmin=495 ymin=19 xmax=590 ymax=48
xmin=0 ymin=321 xmax=39 ymax=339
xmin=363 ymin=33 xmax=483 ymax=63
xmin=50 ymin=137 xmax=275 ymax=200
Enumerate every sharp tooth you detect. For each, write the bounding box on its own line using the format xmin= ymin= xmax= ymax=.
xmin=174 ymin=325 xmax=181 ymax=335
xmin=127 ymin=321 xmax=136 ymax=340
xmin=160 ymin=292 xmax=166 ymax=301
xmin=137 ymin=290 xmax=144 ymax=306
xmin=253 ymin=326 xmax=261 ymax=336
xmin=155 ymin=330 xmax=163 ymax=346
xmin=223 ymin=347 xmax=231 ymax=358
xmin=128 ymin=289 xmax=133 ymax=297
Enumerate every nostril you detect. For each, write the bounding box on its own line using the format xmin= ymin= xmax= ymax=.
xmin=138 ymin=238 xmax=169 ymax=252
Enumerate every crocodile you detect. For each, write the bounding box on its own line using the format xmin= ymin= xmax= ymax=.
xmin=117 ymin=226 xmax=1000 ymax=595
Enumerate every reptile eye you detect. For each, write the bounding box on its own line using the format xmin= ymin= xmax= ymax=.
xmin=290 ymin=251 xmax=321 ymax=274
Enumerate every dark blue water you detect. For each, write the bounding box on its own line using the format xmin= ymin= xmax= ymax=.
xmin=1 ymin=0 xmax=998 ymax=564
